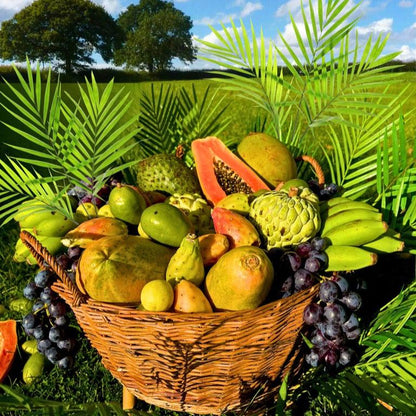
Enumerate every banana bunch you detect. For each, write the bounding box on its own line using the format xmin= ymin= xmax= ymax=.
xmin=13 ymin=199 xmax=77 ymax=264
xmin=320 ymin=197 xmax=405 ymax=272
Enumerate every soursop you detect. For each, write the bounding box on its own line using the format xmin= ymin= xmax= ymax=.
xmin=136 ymin=154 xmax=201 ymax=196
xmin=249 ymin=187 xmax=320 ymax=249
xmin=166 ymin=193 xmax=214 ymax=235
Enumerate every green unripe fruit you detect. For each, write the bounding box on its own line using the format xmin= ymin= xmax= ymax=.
xmin=23 ymin=352 xmax=46 ymax=384
xmin=140 ymin=203 xmax=193 ymax=247
xmin=108 ymin=185 xmax=147 ymax=225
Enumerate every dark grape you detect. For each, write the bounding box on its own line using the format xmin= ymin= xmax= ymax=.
xmin=310 ymin=236 xmax=328 ymax=251
xmin=40 ymin=287 xmax=58 ymax=304
xmin=323 ymin=303 xmax=348 ymax=324
xmin=67 ymin=246 xmax=82 ymax=260
xmin=280 ymin=276 xmax=294 ymax=293
xmin=45 ymin=346 xmax=60 ymax=364
xmin=321 ymin=322 xmax=343 ymax=340
xmin=295 ymin=242 xmax=313 ymax=258
xmin=80 ymin=194 xmax=93 ymax=204
xmin=33 ymin=325 xmax=47 ymax=341
xmin=323 ymin=348 xmax=339 ymax=366
xmin=339 ymin=347 xmax=355 ymax=366
xmin=37 ymin=338 xmax=53 ymax=353
xmin=22 ymin=313 xmax=37 ymax=330
xmin=67 ymin=186 xmax=88 ymax=200
xmin=23 ymin=282 xmax=39 ymax=300
xmin=294 ymin=269 xmax=316 ymax=291
xmin=341 ymin=291 xmax=362 ymax=311
xmin=34 ymin=270 xmax=53 ymax=288
xmin=303 ymin=303 xmax=323 ymax=325
xmin=319 ymin=281 xmax=339 ymax=303
xmin=57 ymin=355 xmax=74 ymax=370
xmin=304 ymin=257 xmax=321 ymax=273
xmin=284 ymin=251 xmax=302 ymax=272
xmin=325 ymin=183 xmax=339 ymax=194
xmin=331 ymin=275 xmax=349 ymax=294
xmin=305 ymin=348 xmax=320 ymax=367
xmin=56 ymin=253 xmax=71 ymax=270
xmin=32 ymin=300 xmax=45 ymax=313
xmin=49 ymin=326 xmax=64 ymax=343
xmin=57 ymin=338 xmax=76 ymax=352
xmin=48 ymin=301 xmax=66 ymax=318
xmin=342 ymin=313 xmax=360 ymax=332
xmin=54 ymin=315 xmax=69 ymax=327
xmin=311 ymin=329 xmax=328 ymax=348
xmin=345 ymin=327 xmax=361 ymax=340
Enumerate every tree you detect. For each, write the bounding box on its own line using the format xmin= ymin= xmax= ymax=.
xmin=114 ymin=0 xmax=196 ymax=72
xmin=0 ymin=0 xmax=124 ymax=74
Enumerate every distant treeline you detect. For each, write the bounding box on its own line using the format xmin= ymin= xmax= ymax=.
xmin=0 ymin=60 xmax=415 ymax=83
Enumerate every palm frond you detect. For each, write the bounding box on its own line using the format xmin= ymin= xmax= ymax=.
xmin=135 ymin=83 xmax=231 ymax=166
xmin=0 ymin=64 xmax=141 ymax=224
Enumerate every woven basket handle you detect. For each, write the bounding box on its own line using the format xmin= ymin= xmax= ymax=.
xmin=296 ymin=155 xmax=325 ymax=186
xmin=20 ymin=230 xmax=87 ymax=307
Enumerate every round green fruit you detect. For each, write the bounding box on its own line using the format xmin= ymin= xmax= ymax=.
xmin=140 ymin=203 xmax=193 ymax=247
xmin=280 ymin=178 xmax=309 ymax=191
xmin=108 ymin=185 xmax=147 ymax=225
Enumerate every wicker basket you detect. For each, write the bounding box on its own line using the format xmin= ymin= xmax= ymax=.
xmin=21 ymin=230 xmax=318 ymax=415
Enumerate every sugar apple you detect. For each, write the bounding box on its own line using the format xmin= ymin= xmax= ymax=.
xmin=249 ymin=187 xmax=320 ymax=249
xmin=166 ymin=193 xmax=214 ymax=235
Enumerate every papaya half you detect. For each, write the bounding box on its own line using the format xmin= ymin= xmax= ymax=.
xmin=0 ymin=320 xmax=18 ymax=383
xmin=191 ymin=137 xmax=270 ymax=206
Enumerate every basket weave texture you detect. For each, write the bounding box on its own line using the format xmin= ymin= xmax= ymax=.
xmin=21 ymin=230 xmax=318 ymax=415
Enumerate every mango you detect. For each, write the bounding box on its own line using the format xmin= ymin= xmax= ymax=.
xmin=198 ymin=233 xmax=230 ymax=266
xmin=205 ymin=246 xmax=274 ymax=311
xmin=172 ymin=280 xmax=213 ymax=313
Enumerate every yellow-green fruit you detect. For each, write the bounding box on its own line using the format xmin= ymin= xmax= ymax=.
xmin=205 ymin=246 xmax=274 ymax=311
xmin=172 ymin=280 xmax=213 ymax=313
xmin=237 ymin=133 xmax=297 ymax=187
xmin=97 ymin=204 xmax=114 ymax=218
xmin=23 ymin=352 xmax=46 ymax=384
xmin=76 ymin=235 xmax=175 ymax=303
xmin=140 ymin=280 xmax=174 ymax=312
xmin=216 ymin=193 xmax=251 ymax=216
xmin=14 ymin=200 xmax=56 ymax=228
xmin=108 ymin=185 xmax=147 ymax=225
xmin=166 ymin=234 xmax=205 ymax=287
xmin=9 ymin=297 xmax=33 ymax=314
xmin=22 ymin=339 xmax=38 ymax=355
xmin=140 ymin=203 xmax=193 ymax=247
xmin=76 ymin=202 xmax=98 ymax=220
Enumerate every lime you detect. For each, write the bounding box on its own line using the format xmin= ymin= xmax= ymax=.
xmin=141 ymin=280 xmax=174 ymax=312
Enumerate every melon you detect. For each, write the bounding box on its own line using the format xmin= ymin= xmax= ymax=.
xmin=76 ymin=235 xmax=175 ymax=303
xmin=0 ymin=320 xmax=18 ymax=383
xmin=191 ymin=137 xmax=269 ymax=206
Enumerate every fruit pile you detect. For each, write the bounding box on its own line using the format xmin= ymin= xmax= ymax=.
xmin=13 ymin=133 xmax=406 ymax=376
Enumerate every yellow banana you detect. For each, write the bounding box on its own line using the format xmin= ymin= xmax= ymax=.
xmin=166 ymin=233 xmax=205 ymax=287
xmin=37 ymin=236 xmax=64 ymax=256
xmin=324 ymin=219 xmax=388 ymax=246
xmin=321 ymin=209 xmax=382 ymax=236
xmin=325 ymin=245 xmax=378 ymax=271
xmin=31 ymin=215 xmax=76 ymax=237
xmin=16 ymin=204 xmax=58 ymax=229
xmin=362 ymin=235 xmax=405 ymax=253
xmin=13 ymin=238 xmax=37 ymax=265
xmin=326 ymin=200 xmax=378 ymax=216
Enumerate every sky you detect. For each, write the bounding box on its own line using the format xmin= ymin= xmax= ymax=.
xmin=0 ymin=0 xmax=415 ymax=69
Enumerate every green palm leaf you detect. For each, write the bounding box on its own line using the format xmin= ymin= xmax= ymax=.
xmin=0 ymin=63 xmax=140 ymax=224
xmin=135 ymin=83 xmax=231 ymax=166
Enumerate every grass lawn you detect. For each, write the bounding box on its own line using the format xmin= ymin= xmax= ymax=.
xmin=0 ymin=72 xmax=415 ymax=415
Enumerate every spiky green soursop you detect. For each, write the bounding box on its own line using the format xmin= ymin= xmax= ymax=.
xmin=249 ymin=187 xmax=320 ymax=249
xmin=166 ymin=193 xmax=214 ymax=235
xmin=136 ymin=154 xmax=201 ymax=195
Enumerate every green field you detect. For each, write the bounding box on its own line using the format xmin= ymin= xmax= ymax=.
xmin=0 ymin=72 xmax=416 ymax=415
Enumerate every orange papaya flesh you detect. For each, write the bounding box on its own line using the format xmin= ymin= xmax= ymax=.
xmin=191 ymin=137 xmax=270 ymax=206
xmin=0 ymin=320 xmax=18 ymax=382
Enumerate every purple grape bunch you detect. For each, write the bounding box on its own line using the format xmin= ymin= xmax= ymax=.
xmin=303 ymin=274 xmax=363 ymax=370
xmin=308 ymin=180 xmax=339 ymax=201
xmin=278 ymin=237 xmax=329 ymax=298
xmin=21 ymin=268 xmax=77 ymax=370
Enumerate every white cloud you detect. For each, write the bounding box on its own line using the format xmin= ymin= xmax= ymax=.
xmin=0 ymin=0 xmax=31 ymax=11
xmin=399 ymin=1 xmax=413 ymax=7
xmin=98 ymin=0 xmax=124 ymax=15
xmin=398 ymin=44 xmax=416 ymax=61
xmin=241 ymin=2 xmax=263 ymax=18
xmin=356 ymin=18 xmax=393 ymax=35
xmin=275 ymin=0 xmax=301 ymax=18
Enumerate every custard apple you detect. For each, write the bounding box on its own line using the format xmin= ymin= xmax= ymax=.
xmin=166 ymin=193 xmax=214 ymax=235
xmin=249 ymin=187 xmax=320 ymax=249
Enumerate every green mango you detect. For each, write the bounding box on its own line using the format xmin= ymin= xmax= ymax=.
xmin=108 ymin=185 xmax=147 ymax=225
